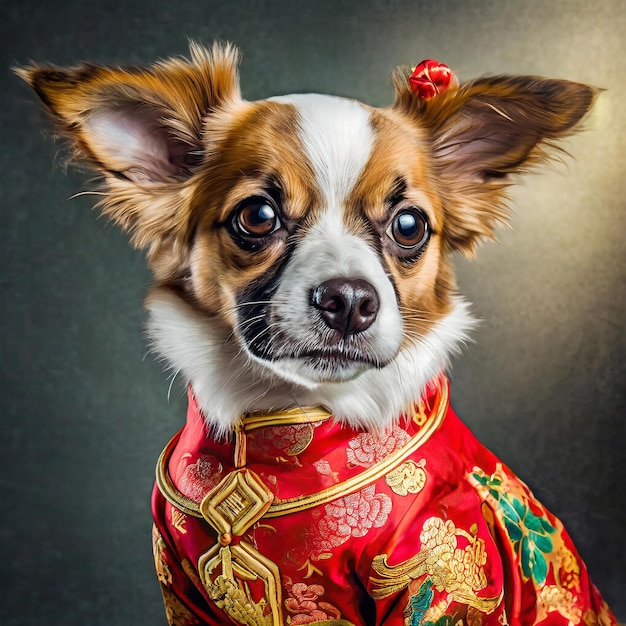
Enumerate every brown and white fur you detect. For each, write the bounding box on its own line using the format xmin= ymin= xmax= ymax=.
xmin=18 ymin=44 xmax=594 ymax=439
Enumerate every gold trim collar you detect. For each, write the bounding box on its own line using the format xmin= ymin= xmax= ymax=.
xmin=155 ymin=379 xmax=448 ymax=520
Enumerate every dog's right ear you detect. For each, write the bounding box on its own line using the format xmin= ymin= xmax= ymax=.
xmin=16 ymin=42 xmax=241 ymax=249
xmin=392 ymin=66 xmax=597 ymax=256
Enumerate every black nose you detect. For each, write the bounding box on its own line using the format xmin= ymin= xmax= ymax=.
xmin=311 ymin=278 xmax=380 ymax=336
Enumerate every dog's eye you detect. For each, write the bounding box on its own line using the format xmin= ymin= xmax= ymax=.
xmin=233 ymin=197 xmax=281 ymax=237
xmin=388 ymin=208 xmax=430 ymax=249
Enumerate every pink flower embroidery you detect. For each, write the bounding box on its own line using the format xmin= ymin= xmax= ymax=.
xmin=177 ymin=454 xmax=223 ymax=503
xmin=346 ymin=426 xmax=410 ymax=468
xmin=313 ymin=485 xmax=392 ymax=551
xmin=285 ymin=583 xmax=341 ymax=624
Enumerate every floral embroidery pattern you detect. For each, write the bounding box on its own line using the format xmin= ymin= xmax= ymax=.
xmin=470 ymin=466 xmax=556 ymax=585
xmin=177 ymin=454 xmax=223 ymax=503
xmin=152 ymin=525 xmax=200 ymax=625
xmin=313 ymin=459 xmax=339 ymax=483
xmin=558 ymin=545 xmax=581 ymax=590
xmin=310 ymin=484 xmax=392 ymax=552
xmin=206 ymin=574 xmax=272 ymax=626
xmin=386 ymin=459 xmax=427 ymax=496
xmin=583 ymin=600 xmax=614 ymax=626
xmin=420 ymin=517 xmax=488 ymax=593
xmin=370 ymin=516 xmax=499 ymax=614
xmin=285 ymin=582 xmax=343 ymax=624
xmin=538 ymin=586 xmax=582 ymax=626
xmin=152 ymin=524 xmax=173 ymax=586
xmin=255 ymin=424 xmax=316 ymax=459
xmin=346 ymin=426 xmax=410 ymax=468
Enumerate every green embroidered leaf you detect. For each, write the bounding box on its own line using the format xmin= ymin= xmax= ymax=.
xmin=408 ymin=580 xmax=434 ymax=626
xmin=531 ymin=532 xmax=554 ymax=555
xmin=472 ymin=472 xmax=489 ymax=487
xmin=498 ymin=496 xmax=522 ymax=524
xmin=490 ymin=475 xmax=503 ymax=488
xmin=530 ymin=544 xmax=549 ymax=585
xmin=512 ymin=497 xmax=528 ymax=519
xmin=522 ymin=511 xmax=542 ymax=532
xmin=539 ymin=515 xmax=556 ymax=534
xmin=520 ymin=536 xmax=532 ymax=580
xmin=506 ymin=520 xmax=523 ymax=543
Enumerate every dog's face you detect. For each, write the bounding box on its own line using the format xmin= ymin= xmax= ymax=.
xmin=189 ymin=94 xmax=446 ymax=386
xmin=19 ymin=43 xmax=595 ymax=432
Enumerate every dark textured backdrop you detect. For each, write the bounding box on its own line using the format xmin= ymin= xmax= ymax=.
xmin=1 ymin=1 xmax=624 ymax=624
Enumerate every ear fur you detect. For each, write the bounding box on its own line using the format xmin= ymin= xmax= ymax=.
xmin=16 ymin=42 xmax=241 ymax=252
xmin=393 ymin=69 xmax=598 ymax=254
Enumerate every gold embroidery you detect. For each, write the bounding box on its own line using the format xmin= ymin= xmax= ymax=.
xmin=370 ymin=516 xmax=501 ymax=613
xmin=153 ymin=381 xmax=448 ymax=625
xmin=196 ymin=464 xmax=283 ymax=626
xmin=297 ymin=558 xmax=325 ymax=579
xmin=537 ymin=586 xmax=582 ymax=626
xmin=243 ymin=406 xmax=331 ymax=431
xmin=152 ymin=525 xmax=173 ymax=586
xmin=171 ymin=508 xmax=188 ymax=534
xmin=155 ymin=378 xmax=448 ymax=520
xmin=385 ymin=459 xmax=427 ymax=496
xmin=557 ymin=545 xmax=581 ymax=590
xmin=413 ymin=401 xmax=428 ymax=427
xmin=156 ymin=440 xmax=204 ymax=518
xmin=199 ymin=542 xmax=281 ymax=626
xmin=254 ymin=423 xmax=316 ymax=458
xmin=199 ymin=468 xmax=273 ymax=538
xmin=265 ymin=381 xmax=448 ymax=517
xmin=583 ymin=601 xmax=613 ymax=626
xmin=153 ymin=526 xmax=200 ymax=625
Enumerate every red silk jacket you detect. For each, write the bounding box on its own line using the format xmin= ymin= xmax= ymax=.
xmin=151 ymin=378 xmax=616 ymax=626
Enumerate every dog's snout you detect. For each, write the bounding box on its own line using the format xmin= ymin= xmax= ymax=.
xmin=311 ymin=278 xmax=379 ymax=336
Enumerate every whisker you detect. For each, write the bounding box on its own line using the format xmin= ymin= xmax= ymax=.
xmin=232 ymin=300 xmax=274 ymax=308
xmin=248 ymin=321 xmax=282 ymax=351
xmin=233 ymin=316 xmax=267 ymax=338
xmin=167 ymin=368 xmax=182 ymax=402
xmin=68 ymin=190 xmax=108 ymax=200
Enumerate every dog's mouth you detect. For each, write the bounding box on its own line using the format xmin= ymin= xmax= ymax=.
xmin=235 ymin=306 xmax=388 ymax=382
xmin=273 ymin=345 xmax=384 ymax=383
xmin=293 ymin=346 xmax=382 ymax=368
xmin=241 ymin=326 xmax=391 ymax=383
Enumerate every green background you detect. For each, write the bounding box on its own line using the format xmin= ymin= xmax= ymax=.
xmin=2 ymin=1 xmax=624 ymax=624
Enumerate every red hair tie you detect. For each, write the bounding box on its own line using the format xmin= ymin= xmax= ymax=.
xmin=408 ymin=60 xmax=457 ymax=100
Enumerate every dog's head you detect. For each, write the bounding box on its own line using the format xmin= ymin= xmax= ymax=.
xmin=18 ymin=43 xmax=596 ymax=433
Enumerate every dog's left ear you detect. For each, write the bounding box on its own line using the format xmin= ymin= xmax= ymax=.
xmin=393 ymin=70 xmax=598 ymax=254
xmin=16 ymin=42 xmax=241 ymax=252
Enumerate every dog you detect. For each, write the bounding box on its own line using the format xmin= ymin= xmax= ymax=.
xmin=18 ymin=43 xmax=617 ymax=626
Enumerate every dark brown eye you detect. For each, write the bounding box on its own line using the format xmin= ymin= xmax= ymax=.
xmin=234 ymin=197 xmax=281 ymax=237
xmin=388 ymin=209 xmax=430 ymax=249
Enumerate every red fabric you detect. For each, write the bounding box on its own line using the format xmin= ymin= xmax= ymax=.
xmin=408 ymin=60 xmax=455 ymax=99
xmin=151 ymin=379 xmax=616 ymax=626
